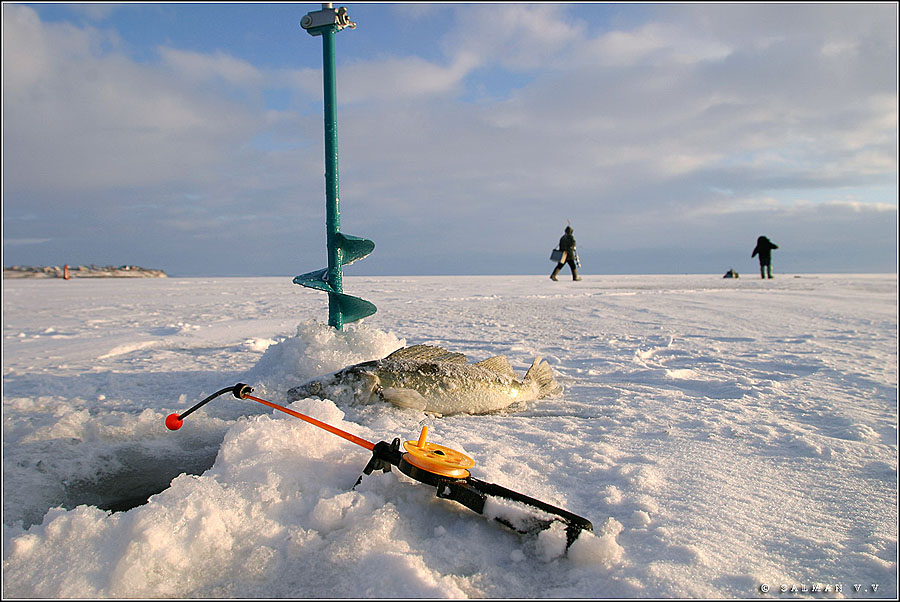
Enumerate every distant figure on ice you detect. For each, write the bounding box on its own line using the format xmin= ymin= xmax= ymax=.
xmin=723 ymin=268 xmax=739 ymax=279
xmin=550 ymin=225 xmax=581 ymax=281
xmin=751 ymin=235 xmax=779 ymax=279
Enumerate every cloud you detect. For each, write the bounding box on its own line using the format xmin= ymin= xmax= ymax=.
xmin=2 ymin=3 xmax=895 ymax=276
xmin=3 ymin=238 xmax=53 ymax=247
xmin=66 ymin=3 xmax=122 ymax=21
xmin=579 ymin=22 xmax=732 ymax=68
xmin=158 ymin=47 xmax=265 ymax=88
xmin=2 ymin=4 xmax=263 ymax=195
xmin=443 ymin=4 xmax=586 ymax=71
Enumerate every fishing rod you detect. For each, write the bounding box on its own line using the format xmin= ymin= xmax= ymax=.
xmin=166 ymin=384 xmax=593 ymax=547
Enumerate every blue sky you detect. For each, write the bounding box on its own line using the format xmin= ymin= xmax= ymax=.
xmin=3 ymin=2 xmax=897 ymax=276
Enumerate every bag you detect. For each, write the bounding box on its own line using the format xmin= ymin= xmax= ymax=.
xmin=550 ymin=249 xmax=566 ymax=263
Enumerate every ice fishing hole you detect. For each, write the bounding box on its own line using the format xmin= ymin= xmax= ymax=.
xmin=61 ymin=445 xmax=220 ymax=516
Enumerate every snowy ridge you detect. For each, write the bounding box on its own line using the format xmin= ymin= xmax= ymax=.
xmin=2 ymin=274 xmax=897 ymax=598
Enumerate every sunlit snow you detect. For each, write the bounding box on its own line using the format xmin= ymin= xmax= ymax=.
xmin=2 ymin=274 xmax=896 ymax=598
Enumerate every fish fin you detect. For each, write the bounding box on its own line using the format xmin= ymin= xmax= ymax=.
xmin=523 ymin=357 xmax=563 ymax=397
xmin=357 ymin=372 xmax=380 ymax=403
xmin=386 ymin=344 xmax=468 ymax=364
xmin=475 ymin=355 xmax=517 ymax=378
xmin=381 ymin=387 xmax=428 ymax=411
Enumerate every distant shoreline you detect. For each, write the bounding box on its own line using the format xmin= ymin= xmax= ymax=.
xmin=3 ymin=265 xmax=168 ymax=279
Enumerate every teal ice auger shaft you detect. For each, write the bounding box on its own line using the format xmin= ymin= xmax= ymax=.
xmin=296 ymin=4 xmax=376 ymax=329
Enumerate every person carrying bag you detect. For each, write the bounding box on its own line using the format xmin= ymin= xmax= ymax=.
xmin=550 ymin=225 xmax=581 ymax=281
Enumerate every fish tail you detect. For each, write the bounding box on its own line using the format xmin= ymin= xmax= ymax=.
xmin=524 ymin=357 xmax=562 ymax=397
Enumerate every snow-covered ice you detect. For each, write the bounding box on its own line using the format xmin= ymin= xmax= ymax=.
xmin=2 ymin=274 xmax=897 ymax=598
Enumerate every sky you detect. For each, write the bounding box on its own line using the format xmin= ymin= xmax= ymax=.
xmin=2 ymin=2 xmax=897 ymax=277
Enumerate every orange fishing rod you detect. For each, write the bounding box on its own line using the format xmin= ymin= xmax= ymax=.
xmin=244 ymin=391 xmax=375 ymax=451
xmin=165 ymin=383 xmax=375 ymax=451
xmin=166 ymin=383 xmax=593 ymax=548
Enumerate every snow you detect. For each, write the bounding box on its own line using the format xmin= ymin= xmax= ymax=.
xmin=2 ymin=273 xmax=897 ymax=598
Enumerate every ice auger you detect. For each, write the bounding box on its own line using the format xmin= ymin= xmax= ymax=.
xmin=166 ymin=384 xmax=594 ymax=548
xmin=295 ymin=4 xmax=376 ymax=329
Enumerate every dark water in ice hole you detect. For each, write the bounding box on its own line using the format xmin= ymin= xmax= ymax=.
xmin=65 ymin=452 xmax=219 ymax=512
xmin=52 ymin=444 xmax=221 ymax=525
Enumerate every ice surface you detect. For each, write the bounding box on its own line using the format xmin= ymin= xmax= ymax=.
xmin=2 ymin=274 xmax=897 ymax=598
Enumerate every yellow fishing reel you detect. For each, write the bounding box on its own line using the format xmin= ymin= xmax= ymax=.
xmin=169 ymin=384 xmax=593 ymax=548
xmin=401 ymin=426 xmax=475 ymax=480
xmin=393 ymin=426 xmax=593 ymax=547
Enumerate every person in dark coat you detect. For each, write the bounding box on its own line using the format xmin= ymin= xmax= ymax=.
xmin=751 ymin=235 xmax=779 ymax=279
xmin=550 ymin=226 xmax=582 ymax=281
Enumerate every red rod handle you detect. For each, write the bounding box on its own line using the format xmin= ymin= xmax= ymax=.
xmin=243 ymin=394 xmax=375 ymax=451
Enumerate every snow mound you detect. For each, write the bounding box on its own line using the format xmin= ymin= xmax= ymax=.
xmin=247 ymin=320 xmax=405 ymax=393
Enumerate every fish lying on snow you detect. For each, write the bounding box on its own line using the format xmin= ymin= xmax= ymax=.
xmin=287 ymin=344 xmax=562 ymax=415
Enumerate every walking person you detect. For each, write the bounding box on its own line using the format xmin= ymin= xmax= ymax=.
xmin=751 ymin=235 xmax=779 ymax=279
xmin=550 ymin=225 xmax=582 ymax=281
